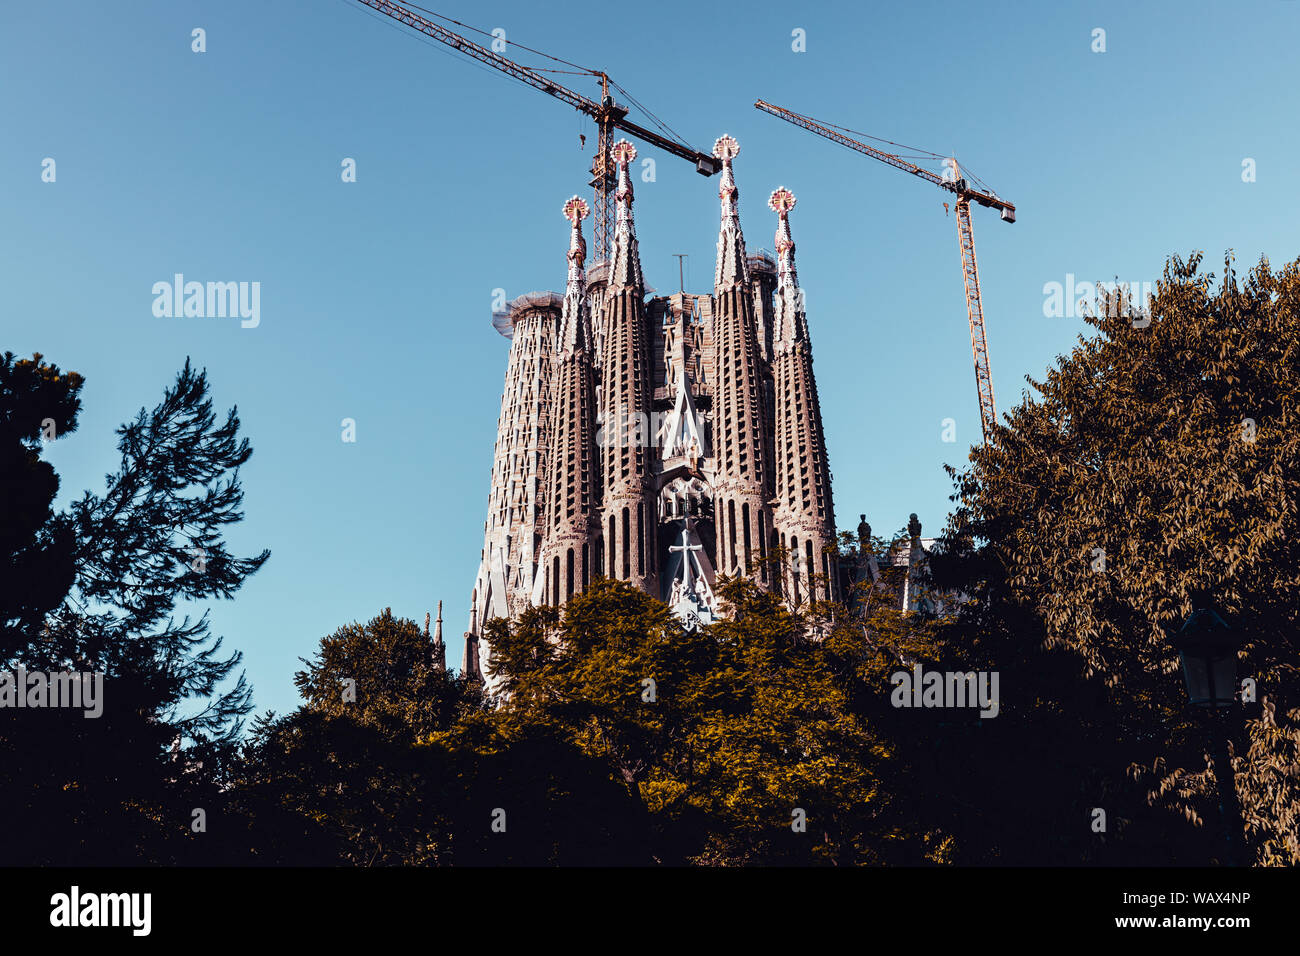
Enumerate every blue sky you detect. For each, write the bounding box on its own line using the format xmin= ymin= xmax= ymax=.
xmin=3 ymin=0 xmax=1297 ymax=720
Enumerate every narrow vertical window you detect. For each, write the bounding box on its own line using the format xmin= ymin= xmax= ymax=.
xmin=609 ymin=515 xmax=617 ymax=576
xmin=622 ymin=506 xmax=631 ymax=579
xmin=637 ymin=504 xmax=645 ymax=576
xmin=727 ymin=500 xmax=737 ymax=573
xmin=742 ymin=502 xmax=752 ymax=573
xmin=805 ymin=540 xmax=815 ymax=600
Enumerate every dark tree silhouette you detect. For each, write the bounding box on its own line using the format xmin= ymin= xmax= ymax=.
xmin=0 ymin=358 xmax=268 ymax=864
xmin=0 ymin=352 xmax=83 ymax=658
xmin=928 ymin=253 xmax=1300 ymax=865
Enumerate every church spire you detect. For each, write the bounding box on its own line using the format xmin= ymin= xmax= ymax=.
xmin=770 ymin=186 xmax=808 ymax=350
xmin=431 ymin=600 xmax=446 ymax=669
xmin=709 ymin=133 xmax=772 ymax=585
xmin=599 ymin=140 xmax=658 ymax=594
xmin=713 ymin=134 xmax=749 ymax=290
xmin=608 ymin=140 xmax=643 ymax=291
xmin=461 ymin=598 xmax=480 ymax=681
xmin=540 ymin=194 xmax=604 ymax=607
xmin=560 ymin=196 xmax=591 ymax=353
xmin=768 ymin=186 xmax=837 ymax=604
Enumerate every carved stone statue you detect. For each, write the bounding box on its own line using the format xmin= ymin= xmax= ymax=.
xmin=669 ymin=577 xmax=685 ymax=606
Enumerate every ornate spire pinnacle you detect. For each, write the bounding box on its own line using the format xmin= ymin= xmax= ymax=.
xmin=563 ymin=196 xmax=589 ymax=290
xmin=560 ymin=196 xmax=591 ymax=352
xmin=462 ymin=598 xmax=480 ymax=680
xmin=430 ymin=601 xmax=446 ymax=668
xmin=713 ymin=135 xmax=749 ymax=289
xmin=769 ymin=186 xmax=807 ymax=350
xmin=770 ymin=186 xmax=798 ymax=283
xmin=608 ymin=140 xmax=643 ymax=290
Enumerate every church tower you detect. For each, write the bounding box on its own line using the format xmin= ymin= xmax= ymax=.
xmin=466 ymin=284 xmax=562 ymax=691
xmin=708 ymin=135 xmax=773 ymax=586
xmin=598 ymin=140 xmax=659 ymax=595
xmin=539 ymin=197 xmax=603 ymax=606
xmin=768 ymin=187 xmax=838 ymax=603
xmin=462 ymin=134 xmax=851 ymax=682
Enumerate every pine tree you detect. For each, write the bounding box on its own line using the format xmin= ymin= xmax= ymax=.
xmin=0 ymin=358 xmax=269 ymax=864
xmin=0 ymin=352 xmax=83 ymax=657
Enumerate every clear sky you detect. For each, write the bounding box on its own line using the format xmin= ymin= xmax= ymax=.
xmin=3 ymin=0 xmax=1296 ymax=720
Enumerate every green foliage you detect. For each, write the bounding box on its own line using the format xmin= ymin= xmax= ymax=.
xmin=218 ymin=609 xmax=473 ymax=864
xmin=295 ymin=607 xmax=472 ymax=742
xmin=454 ymin=576 xmax=949 ymax=865
xmin=33 ymin=358 xmax=270 ymax=743
xmin=0 ymin=352 xmax=83 ymax=656
xmin=683 ymin=580 xmax=886 ymax=864
xmin=17 ymin=250 xmax=1298 ymax=868
xmin=225 ymin=708 xmax=456 ymax=865
xmin=229 ymin=608 xmax=644 ymax=865
xmin=0 ymin=358 xmax=268 ymax=864
xmin=930 ymin=252 xmax=1300 ymax=865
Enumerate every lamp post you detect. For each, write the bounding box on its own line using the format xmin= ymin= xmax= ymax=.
xmin=1172 ymin=593 xmax=1244 ymax=866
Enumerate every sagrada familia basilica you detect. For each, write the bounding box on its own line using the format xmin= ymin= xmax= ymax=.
xmin=458 ymin=135 xmax=925 ymax=688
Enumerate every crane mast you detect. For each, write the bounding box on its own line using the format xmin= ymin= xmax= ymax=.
xmin=353 ymin=0 xmax=720 ymax=260
xmin=755 ymin=99 xmax=1014 ymax=445
xmin=954 ymin=198 xmax=997 ymax=446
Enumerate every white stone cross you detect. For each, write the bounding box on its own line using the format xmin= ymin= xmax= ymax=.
xmin=669 ymin=527 xmax=704 ymax=594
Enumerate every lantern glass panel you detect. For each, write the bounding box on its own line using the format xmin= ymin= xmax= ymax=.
xmin=1180 ymin=653 xmax=1212 ymax=706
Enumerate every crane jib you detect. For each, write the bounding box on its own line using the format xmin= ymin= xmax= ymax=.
xmin=755 ymin=97 xmax=1015 ymax=445
xmin=354 ymin=0 xmax=720 ymax=262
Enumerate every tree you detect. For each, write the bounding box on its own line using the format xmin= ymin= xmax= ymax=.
xmin=223 ymin=609 xmax=473 ymax=865
xmin=683 ymin=577 xmax=930 ymax=865
xmin=0 ymin=352 xmax=83 ymax=657
xmin=227 ymin=608 xmax=641 ymax=866
xmin=0 ymin=358 xmax=269 ymax=864
xmin=464 ymin=575 xmax=952 ymax=865
xmin=293 ymin=607 xmax=470 ymax=742
xmin=930 ymin=253 xmax=1300 ymax=864
xmin=223 ymin=707 xmax=456 ymax=865
xmin=219 ymin=574 xmax=962 ymax=866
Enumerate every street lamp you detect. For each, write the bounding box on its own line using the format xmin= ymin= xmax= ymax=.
xmin=1172 ymin=592 xmax=1245 ymax=866
xmin=1172 ymin=595 xmax=1238 ymax=708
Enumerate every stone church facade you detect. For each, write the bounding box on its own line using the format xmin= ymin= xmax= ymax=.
xmin=461 ymin=136 xmax=844 ymax=687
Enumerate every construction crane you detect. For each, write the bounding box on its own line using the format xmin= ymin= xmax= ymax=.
xmin=353 ymin=0 xmax=721 ymax=260
xmin=755 ymin=99 xmax=1015 ymax=445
